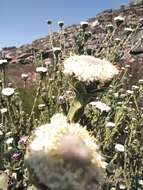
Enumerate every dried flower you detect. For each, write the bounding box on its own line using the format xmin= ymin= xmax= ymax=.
xmin=114 ymin=15 xmax=124 ymax=26
xmin=115 ymin=38 xmax=121 ymax=42
xmin=106 ymin=24 xmax=114 ymax=31
xmin=0 ymin=130 xmax=3 ymax=136
xmin=138 ymin=179 xmax=143 ymax=186
xmin=0 ymin=108 xmax=7 ymax=114
xmin=125 ymin=64 xmax=130 ymax=68
xmin=114 ymin=92 xmax=119 ymax=98
xmin=21 ymin=73 xmax=29 ymax=80
xmin=124 ymin=27 xmax=134 ymax=35
xmin=1 ymin=87 xmax=15 ymax=96
xmin=106 ymin=122 xmax=115 ymax=128
xmin=36 ymin=67 xmax=47 ymax=73
xmin=58 ymin=90 xmax=75 ymax=103
xmin=138 ymin=79 xmax=143 ymax=85
xmin=126 ymin=90 xmax=133 ymax=95
xmin=38 ymin=103 xmax=46 ymax=110
xmin=8 ymin=82 xmax=12 ymax=87
xmin=64 ymin=55 xmax=119 ymax=84
xmin=6 ymin=137 xmax=14 ymax=145
xmin=25 ymin=113 xmax=106 ymax=190
xmin=90 ymin=101 xmax=111 ymax=113
xmin=118 ymin=182 xmax=126 ymax=189
xmin=132 ymin=85 xmax=139 ymax=91
xmin=52 ymin=47 xmax=61 ymax=55
xmin=115 ymin=144 xmax=125 ymax=152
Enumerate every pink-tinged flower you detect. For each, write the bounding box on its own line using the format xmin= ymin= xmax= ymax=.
xmin=18 ymin=136 xmax=29 ymax=146
xmin=11 ymin=153 xmax=21 ymax=163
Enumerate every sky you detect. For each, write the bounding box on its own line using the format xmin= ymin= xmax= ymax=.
xmin=0 ymin=0 xmax=132 ymax=49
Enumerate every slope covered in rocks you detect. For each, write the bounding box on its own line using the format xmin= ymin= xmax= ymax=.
xmin=0 ymin=1 xmax=143 ymax=86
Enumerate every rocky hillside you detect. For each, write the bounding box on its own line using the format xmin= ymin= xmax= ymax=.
xmin=0 ymin=1 xmax=143 ymax=86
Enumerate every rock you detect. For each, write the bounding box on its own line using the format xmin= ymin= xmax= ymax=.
xmin=0 ymin=2 xmax=143 ymax=85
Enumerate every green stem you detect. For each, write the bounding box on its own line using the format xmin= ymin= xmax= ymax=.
xmin=29 ymin=80 xmax=42 ymax=122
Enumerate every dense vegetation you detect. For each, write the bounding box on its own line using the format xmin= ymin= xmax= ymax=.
xmin=0 ymin=10 xmax=143 ymax=190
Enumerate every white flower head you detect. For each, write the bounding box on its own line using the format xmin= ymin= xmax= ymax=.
xmin=106 ymin=24 xmax=114 ymax=30
xmin=6 ymin=137 xmax=14 ymax=145
xmin=115 ymin=38 xmax=121 ymax=42
xmin=126 ymin=90 xmax=133 ymax=95
xmin=1 ymin=88 xmax=15 ymax=97
xmin=138 ymin=79 xmax=143 ymax=85
xmin=0 ymin=59 xmax=7 ymax=65
xmin=0 ymin=130 xmax=3 ymax=136
xmin=114 ymin=15 xmax=125 ymax=22
xmin=36 ymin=67 xmax=47 ymax=73
xmin=106 ymin=122 xmax=115 ymax=128
xmin=25 ymin=113 xmax=106 ymax=190
xmin=115 ymin=144 xmax=125 ymax=152
xmin=64 ymin=55 xmax=119 ymax=84
xmin=124 ymin=27 xmax=134 ymax=34
xmin=114 ymin=92 xmax=119 ymax=98
xmin=119 ymin=182 xmax=126 ymax=189
xmin=21 ymin=73 xmax=29 ymax=80
xmin=0 ymin=108 xmax=7 ymax=114
xmin=52 ymin=47 xmax=61 ymax=55
xmin=132 ymin=85 xmax=139 ymax=91
xmin=80 ymin=21 xmax=89 ymax=28
xmin=139 ymin=18 xmax=143 ymax=22
xmin=38 ymin=104 xmax=46 ymax=110
xmin=138 ymin=179 xmax=143 ymax=186
xmin=90 ymin=101 xmax=111 ymax=113
xmin=125 ymin=64 xmax=130 ymax=68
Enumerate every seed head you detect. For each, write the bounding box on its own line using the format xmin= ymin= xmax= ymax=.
xmin=64 ymin=55 xmax=119 ymax=84
xmin=25 ymin=113 xmax=106 ymax=190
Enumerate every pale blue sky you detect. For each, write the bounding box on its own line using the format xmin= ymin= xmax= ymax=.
xmin=0 ymin=0 xmax=131 ymax=49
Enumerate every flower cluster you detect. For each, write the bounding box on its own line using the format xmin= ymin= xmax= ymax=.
xmin=25 ymin=113 xmax=106 ymax=190
xmin=64 ymin=55 xmax=119 ymax=84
